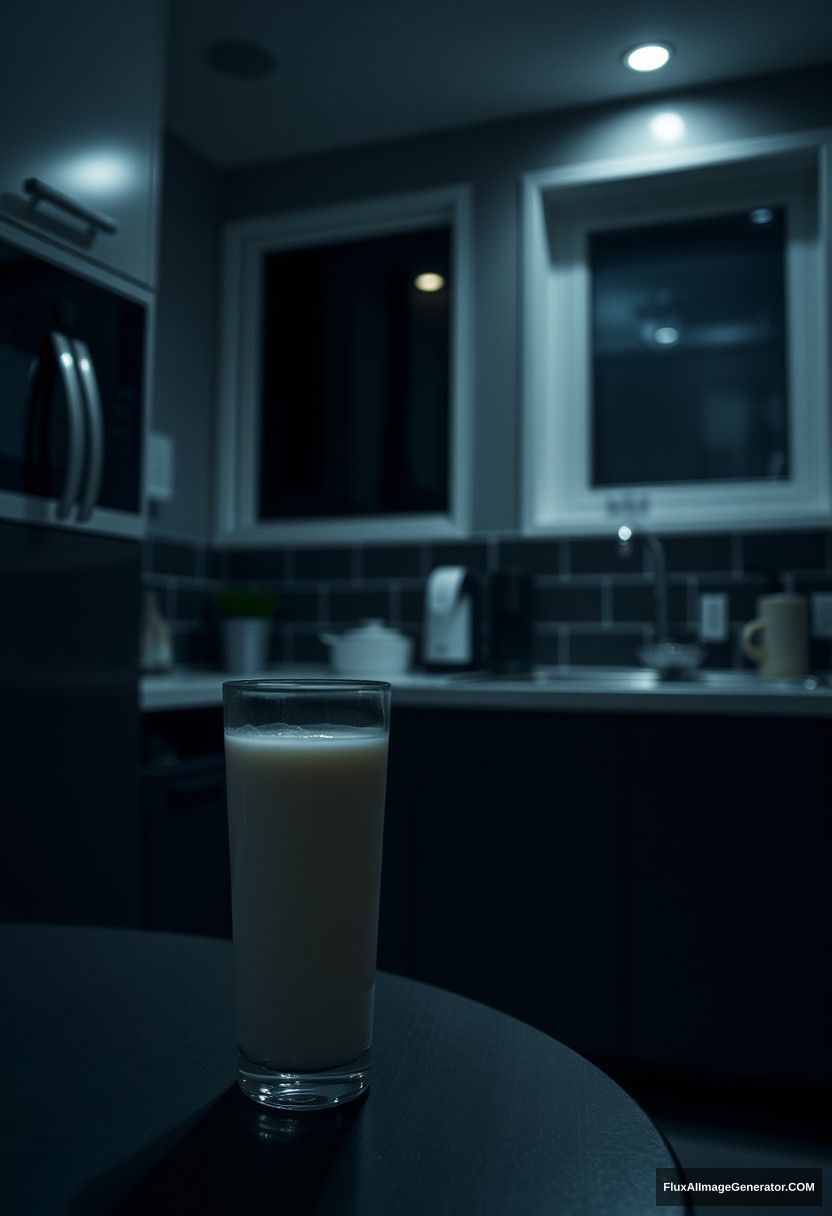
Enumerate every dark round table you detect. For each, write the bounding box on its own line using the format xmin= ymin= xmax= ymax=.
xmin=1 ymin=926 xmax=679 ymax=1214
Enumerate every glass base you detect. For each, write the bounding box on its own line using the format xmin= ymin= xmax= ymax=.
xmin=237 ymin=1049 xmax=371 ymax=1111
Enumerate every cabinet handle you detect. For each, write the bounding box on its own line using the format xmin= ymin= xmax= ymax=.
xmin=22 ymin=177 xmax=119 ymax=236
xmin=46 ymin=333 xmax=86 ymax=519
xmin=71 ymin=340 xmax=104 ymax=521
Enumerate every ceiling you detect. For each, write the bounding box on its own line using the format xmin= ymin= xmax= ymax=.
xmin=166 ymin=0 xmax=832 ymax=168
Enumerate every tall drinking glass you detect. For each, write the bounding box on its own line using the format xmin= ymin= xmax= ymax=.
xmin=222 ymin=679 xmax=391 ymax=1110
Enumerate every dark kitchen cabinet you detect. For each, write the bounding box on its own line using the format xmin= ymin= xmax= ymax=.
xmin=0 ymin=0 xmax=166 ymax=288
xmin=0 ymin=523 xmax=141 ymax=928
xmin=383 ymin=709 xmax=628 ymax=1061
xmin=142 ymin=755 xmax=231 ymax=939
xmin=626 ymin=714 xmax=832 ymax=1086
xmin=142 ymin=709 xmax=231 ymax=938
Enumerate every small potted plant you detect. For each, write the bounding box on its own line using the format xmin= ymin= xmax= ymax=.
xmin=218 ymin=587 xmax=278 ymax=674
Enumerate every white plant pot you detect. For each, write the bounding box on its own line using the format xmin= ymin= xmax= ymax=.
xmin=222 ymin=618 xmax=272 ymax=674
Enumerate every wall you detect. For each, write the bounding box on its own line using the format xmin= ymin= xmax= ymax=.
xmin=142 ymin=527 xmax=832 ymax=672
xmin=220 ymin=65 xmax=832 ymax=534
xmin=149 ymin=133 xmax=219 ymax=541
xmin=142 ymin=68 xmax=832 ymax=671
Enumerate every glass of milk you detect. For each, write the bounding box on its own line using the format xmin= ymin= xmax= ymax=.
xmin=223 ymin=678 xmax=391 ymax=1110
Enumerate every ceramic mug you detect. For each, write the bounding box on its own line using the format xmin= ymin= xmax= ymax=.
xmin=741 ymin=593 xmax=808 ymax=679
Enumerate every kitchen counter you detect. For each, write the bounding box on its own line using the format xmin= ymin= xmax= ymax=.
xmin=140 ymin=665 xmax=832 ymax=717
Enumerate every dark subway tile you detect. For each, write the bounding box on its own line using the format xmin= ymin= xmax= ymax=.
xmin=293 ymin=631 xmax=328 ymax=664
xmin=223 ymin=549 xmax=285 ymax=583
xmin=570 ymin=538 xmax=644 ymax=576
xmin=612 ymin=583 xmax=685 ymax=624
xmin=534 ymin=584 xmax=601 ymax=623
xmin=742 ymin=530 xmax=827 ymax=574
xmin=174 ymin=588 xmax=212 ymax=624
xmin=270 ymin=627 xmax=292 ymax=664
xmin=362 ymin=545 xmax=422 ymax=578
xmin=498 ymin=539 xmax=562 ymax=575
xmin=295 ymin=547 xmax=353 ymax=581
xmin=400 ymin=588 xmax=425 ymax=625
xmin=275 ymin=588 xmax=318 ymax=626
xmin=427 ymin=541 xmax=488 ymax=575
xmin=793 ymin=572 xmax=832 ymax=596
xmin=810 ymin=638 xmax=832 ymax=672
xmin=569 ymin=632 xmax=642 ymax=667
xmin=150 ymin=540 xmax=196 ymax=578
xmin=329 ymin=588 xmax=389 ymax=624
xmin=699 ymin=640 xmax=734 ymax=671
xmin=662 ymin=534 xmax=733 ymax=573
xmin=532 ymin=632 xmax=561 ymax=665
xmin=175 ymin=627 xmax=219 ymax=667
xmin=205 ymin=548 xmax=223 ymax=581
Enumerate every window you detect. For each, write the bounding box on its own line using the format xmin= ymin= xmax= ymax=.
xmin=217 ymin=187 xmax=472 ymax=545
xmin=522 ymin=137 xmax=830 ymax=534
xmin=591 ymin=210 xmax=788 ymax=487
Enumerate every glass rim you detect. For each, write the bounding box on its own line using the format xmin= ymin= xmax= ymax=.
xmin=223 ymin=678 xmax=391 ymax=696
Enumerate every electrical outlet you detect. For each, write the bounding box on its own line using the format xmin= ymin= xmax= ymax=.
xmin=811 ymin=593 xmax=832 ymax=638
xmin=699 ymin=593 xmax=728 ymax=642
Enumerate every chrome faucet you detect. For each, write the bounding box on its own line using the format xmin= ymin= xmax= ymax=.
xmin=617 ymin=524 xmax=668 ymax=643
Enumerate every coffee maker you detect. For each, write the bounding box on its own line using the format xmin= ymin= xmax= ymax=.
xmin=488 ymin=570 xmax=533 ymax=674
xmin=422 ymin=566 xmax=482 ymax=672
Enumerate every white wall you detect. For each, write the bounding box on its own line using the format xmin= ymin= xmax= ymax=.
xmin=218 ymin=66 xmax=832 ymax=535
xmin=149 ymin=133 xmax=220 ymax=541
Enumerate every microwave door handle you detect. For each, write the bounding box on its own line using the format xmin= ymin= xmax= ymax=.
xmin=71 ymin=340 xmax=104 ymax=521
xmin=22 ymin=177 xmax=119 ymax=236
xmin=50 ymin=332 xmax=85 ymax=519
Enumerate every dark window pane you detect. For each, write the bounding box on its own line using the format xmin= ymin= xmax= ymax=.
xmin=259 ymin=226 xmax=451 ymax=519
xmin=590 ymin=209 xmax=789 ymax=487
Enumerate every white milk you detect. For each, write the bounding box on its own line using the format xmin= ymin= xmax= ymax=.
xmin=224 ymin=725 xmax=388 ymax=1072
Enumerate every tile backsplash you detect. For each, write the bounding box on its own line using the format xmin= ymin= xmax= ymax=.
xmin=142 ymin=530 xmax=832 ymax=671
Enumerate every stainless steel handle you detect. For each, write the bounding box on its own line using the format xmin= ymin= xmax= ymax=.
xmin=71 ymin=340 xmax=104 ymax=521
xmin=22 ymin=177 xmax=119 ymax=236
xmin=50 ymin=333 xmax=86 ymax=519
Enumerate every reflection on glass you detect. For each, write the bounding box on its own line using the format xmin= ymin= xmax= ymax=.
xmin=590 ymin=209 xmax=789 ymax=487
xmin=258 ymin=226 xmax=451 ymax=520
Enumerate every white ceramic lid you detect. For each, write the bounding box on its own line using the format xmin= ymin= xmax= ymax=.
xmin=340 ymin=619 xmax=407 ymax=642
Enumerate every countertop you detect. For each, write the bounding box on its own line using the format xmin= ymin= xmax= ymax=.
xmin=140 ymin=665 xmax=832 ymax=717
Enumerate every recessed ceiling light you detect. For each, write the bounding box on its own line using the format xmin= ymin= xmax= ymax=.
xmin=653 ymin=325 xmax=680 ymax=346
xmin=749 ymin=207 xmax=774 ymax=225
xmin=623 ymin=42 xmax=673 ymax=73
xmin=205 ymin=41 xmax=276 ymax=80
xmin=414 ymin=272 xmax=445 ymax=293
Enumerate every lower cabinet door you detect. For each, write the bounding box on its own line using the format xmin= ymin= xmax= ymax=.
xmin=391 ymin=709 xmax=628 ymax=1062
xmin=142 ymin=758 xmax=231 ymax=939
xmin=628 ymin=714 xmax=832 ymax=1085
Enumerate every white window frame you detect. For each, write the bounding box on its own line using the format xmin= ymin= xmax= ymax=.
xmin=521 ymin=131 xmax=832 ymax=535
xmin=216 ymin=185 xmax=473 ymax=547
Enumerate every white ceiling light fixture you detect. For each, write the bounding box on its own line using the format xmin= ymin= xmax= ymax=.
xmin=414 ymin=272 xmax=445 ymax=293
xmin=623 ymin=42 xmax=673 ymax=73
xmin=749 ymin=207 xmax=775 ymax=225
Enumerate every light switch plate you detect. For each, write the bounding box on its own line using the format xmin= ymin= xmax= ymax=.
xmin=699 ymin=593 xmax=728 ymax=642
xmin=146 ymin=431 xmax=175 ymax=503
xmin=811 ymin=593 xmax=832 ymax=638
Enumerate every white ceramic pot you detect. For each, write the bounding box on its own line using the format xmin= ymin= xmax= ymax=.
xmin=222 ymin=617 xmax=272 ymax=674
xmin=321 ymin=619 xmax=413 ymax=676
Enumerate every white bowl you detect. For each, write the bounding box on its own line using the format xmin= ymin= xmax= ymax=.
xmin=321 ymin=619 xmax=414 ymax=676
xmin=638 ymin=641 xmax=705 ymax=678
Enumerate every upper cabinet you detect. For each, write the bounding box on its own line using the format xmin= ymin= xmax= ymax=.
xmin=216 ymin=186 xmax=473 ymax=546
xmin=522 ymin=135 xmax=832 ymax=534
xmin=0 ymin=0 xmax=167 ymax=289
